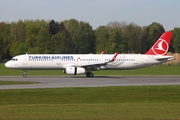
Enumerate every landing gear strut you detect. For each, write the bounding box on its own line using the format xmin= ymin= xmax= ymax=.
xmin=23 ymin=70 xmax=27 ymax=77
xmin=86 ymin=72 xmax=94 ymax=77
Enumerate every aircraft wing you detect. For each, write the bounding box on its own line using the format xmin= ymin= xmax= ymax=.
xmin=79 ymin=61 xmax=107 ymax=68
xmin=78 ymin=52 xmax=118 ymax=69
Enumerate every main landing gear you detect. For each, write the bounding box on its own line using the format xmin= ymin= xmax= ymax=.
xmin=23 ymin=70 xmax=27 ymax=77
xmin=86 ymin=72 xmax=94 ymax=77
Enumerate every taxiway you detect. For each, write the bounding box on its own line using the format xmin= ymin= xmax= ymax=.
xmin=0 ymin=76 xmax=180 ymax=89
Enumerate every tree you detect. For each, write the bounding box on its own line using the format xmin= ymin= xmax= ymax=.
xmin=141 ymin=22 xmax=165 ymax=53
xmin=10 ymin=42 xmax=27 ymax=57
xmin=107 ymin=21 xmax=127 ymax=31
xmin=141 ymin=26 xmax=149 ymax=53
xmin=108 ymin=28 xmax=124 ymax=53
xmin=123 ymin=23 xmax=142 ymax=53
xmin=50 ymin=32 xmax=69 ymax=53
xmin=10 ymin=20 xmax=25 ymax=43
xmin=63 ymin=19 xmax=95 ymax=53
xmin=0 ymin=22 xmax=10 ymax=61
xmin=49 ymin=19 xmax=59 ymax=35
xmin=25 ymin=20 xmax=51 ymax=54
xmin=0 ymin=19 xmax=177 ymax=62
xmin=172 ymin=28 xmax=180 ymax=53
xmin=72 ymin=21 xmax=95 ymax=53
xmin=95 ymin=26 xmax=109 ymax=53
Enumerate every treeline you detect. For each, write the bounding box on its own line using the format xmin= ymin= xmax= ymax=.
xmin=0 ymin=19 xmax=180 ymax=62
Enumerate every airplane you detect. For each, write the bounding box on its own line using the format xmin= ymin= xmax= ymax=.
xmin=5 ymin=31 xmax=174 ymax=77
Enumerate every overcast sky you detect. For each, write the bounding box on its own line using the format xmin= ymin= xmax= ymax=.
xmin=0 ymin=0 xmax=179 ymax=30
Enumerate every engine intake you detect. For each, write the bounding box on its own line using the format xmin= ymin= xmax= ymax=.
xmin=64 ymin=67 xmax=85 ymax=75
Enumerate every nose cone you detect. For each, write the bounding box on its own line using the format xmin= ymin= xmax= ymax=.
xmin=5 ymin=61 xmax=11 ymax=68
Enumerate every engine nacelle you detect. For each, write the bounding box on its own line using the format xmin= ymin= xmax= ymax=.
xmin=64 ymin=67 xmax=86 ymax=75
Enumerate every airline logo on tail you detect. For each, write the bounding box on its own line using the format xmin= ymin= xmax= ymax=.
xmin=146 ymin=32 xmax=172 ymax=55
xmin=152 ymin=39 xmax=169 ymax=55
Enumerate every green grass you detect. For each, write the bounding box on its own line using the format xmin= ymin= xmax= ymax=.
xmin=1 ymin=63 xmax=180 ymax=76
xmin=1 ymin=63 xmax=180 ymax=119
xmin=0 ymin=86 xmax=180 ymax=120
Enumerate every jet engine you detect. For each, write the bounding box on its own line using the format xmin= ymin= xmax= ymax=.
xmin=64 ymin=67 xmax=86 ymax=75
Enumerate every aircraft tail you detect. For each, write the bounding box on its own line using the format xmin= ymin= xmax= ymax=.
xmin=145 ymin=31 xmax=172 ymax=55
xmin=101 ymin=51 xmax=105 ymax=54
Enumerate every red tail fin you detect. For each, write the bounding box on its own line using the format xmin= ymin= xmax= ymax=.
xmin=145 ymin=31 xmax=172 ymax=55
xmin=101 ymin=51 xmax=105 ymax=54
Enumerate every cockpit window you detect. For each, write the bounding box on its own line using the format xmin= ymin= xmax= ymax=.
xmin=11 ymin=58 xmax=18 ymax=61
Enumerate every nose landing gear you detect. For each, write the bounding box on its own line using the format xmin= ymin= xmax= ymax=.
xmin=23 ymin=70 xmax=27 ymax=77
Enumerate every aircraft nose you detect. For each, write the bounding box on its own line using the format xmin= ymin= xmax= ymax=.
xmin=5 ymin=61 xmax=11 ymax=68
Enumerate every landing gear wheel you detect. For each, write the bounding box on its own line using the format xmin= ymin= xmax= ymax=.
xmin=89 ymin=73 xmax=94 ymax=77
xmin=23 ymin=70 xmax=27 ymax=77
xmin=86 ymin=72 xmax=94 ymax=77
xmin=23 ymin=74 xmax=27 ymax=77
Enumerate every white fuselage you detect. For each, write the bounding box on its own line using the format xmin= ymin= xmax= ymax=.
xmin=5 ymin=54 xmax=174 ymax=70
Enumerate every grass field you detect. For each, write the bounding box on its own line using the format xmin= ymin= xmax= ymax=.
xmin=1 ymin=63 xmax=180 ymax=76
xmin=1 ymin=63 xmax=180 ymax=119
xmin=0 ymin=86 xmax=180 ymax=120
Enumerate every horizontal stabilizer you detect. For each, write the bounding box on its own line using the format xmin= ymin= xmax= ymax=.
xmin=156 ymin=56 xmax=175 ymax=61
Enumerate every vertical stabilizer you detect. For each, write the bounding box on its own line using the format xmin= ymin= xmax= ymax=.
xmin=145 ymin=31 xmax=172 ymax=55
